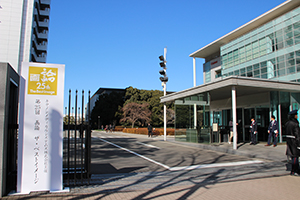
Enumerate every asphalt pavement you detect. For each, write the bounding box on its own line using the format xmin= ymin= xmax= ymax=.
xmin=3 ymin=130 xmax=300 ymax=200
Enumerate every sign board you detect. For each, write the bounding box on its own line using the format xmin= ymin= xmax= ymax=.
xmin=212 ymin=123 xmax=218 ymax=132
xmin=17 ymin=62 xmax=65 ymax=194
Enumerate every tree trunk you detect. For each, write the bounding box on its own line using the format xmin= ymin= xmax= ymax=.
xmin=131 ymin=121 xmax=134 ymax=128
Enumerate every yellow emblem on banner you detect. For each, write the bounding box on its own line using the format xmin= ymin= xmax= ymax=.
xmin=28 ymin=66 xmax=58 ymax=95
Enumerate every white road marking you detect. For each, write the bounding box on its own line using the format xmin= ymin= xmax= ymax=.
xmin=169 ymin=160 xmax=263 ymax=171
xmin=97 ymin=137 xmax=170 ymax=170
xmin=95 ymin=137 xmax=264 ymax=171
xmin=136 ymin=141 xmax=161 ymax=149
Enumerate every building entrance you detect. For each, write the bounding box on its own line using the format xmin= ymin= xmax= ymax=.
xmin=242 ymin=107 xmax=269 ymax=143
xmin=221 ymin=107 xmax=270 ymax=144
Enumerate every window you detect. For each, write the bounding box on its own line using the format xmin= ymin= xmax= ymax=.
xmin=285 ymin=30 xmax=294 ymax=47
xmin=295 ymin=35 xmax=300 ymax=44
xmin=254 ymin=69 xmax=260 ymax=78
xmin=240 ymin=68 xmax=246 ymax=76
xmin=261 ymin=67 xmax=267 ymax=74
xmin=278 ymin=69 xmax=286 ymax=77
xmin=247 ymin=66 xmax=253 ymax=77
xmin=296 ymin=51 xmax=300 ymax=72
xmin=215 ymin=70 xmax=222 ymax=78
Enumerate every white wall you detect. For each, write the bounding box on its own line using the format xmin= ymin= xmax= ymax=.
xmin=0 ymin=0 xmax=24 ymax=72
xmin=18 ymin=0 xmax=34 ymax=72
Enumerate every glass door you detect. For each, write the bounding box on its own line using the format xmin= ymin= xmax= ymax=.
xmin=256 ymin=107 xmax=269 ymax=142
xmin=244 ymin=108 xmax=255 ymax=142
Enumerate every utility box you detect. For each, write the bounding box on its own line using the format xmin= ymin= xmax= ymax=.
xmin=0 ymin=63 xmax=19 ymax=197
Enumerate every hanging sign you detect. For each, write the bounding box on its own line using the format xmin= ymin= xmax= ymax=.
xmin=17 ymin=62 xmax=65 ymax=194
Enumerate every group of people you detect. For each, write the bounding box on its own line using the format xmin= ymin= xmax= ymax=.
xmin=101 ymin=124 xmax=114 ymax=132
xmin=249 ymin=111 xmax=300 ymax=176
xmin=229 ymin=110 xmax=300 ymax=176
xmin=248 ymin=115 xmax=278 ymax=146
xmin=229 ymin=115 xmax=279 ymax=146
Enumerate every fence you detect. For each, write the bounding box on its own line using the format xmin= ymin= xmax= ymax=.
xmin=63 ymin=89 xmax=91 ymax=186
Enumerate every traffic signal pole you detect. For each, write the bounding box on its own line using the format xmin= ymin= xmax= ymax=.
xmin=159 ymin=48 xmax=168 ymax=141
xmin=163 ymin=48 xmax=167 ymax=141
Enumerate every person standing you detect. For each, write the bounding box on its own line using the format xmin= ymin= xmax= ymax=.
xmin=285 ymin=110 xmax=300 ymax=176
xmin=250 ymin=117 xmax=257 ymax=145
xmin=147 ymin=123 xmax=153 ymax=137
xmin=229 ymin=119 xmax=239 ymax=144
xmin=108 ymin=124 xmax=112 ymax=132
xmin=265 ymin=115 xmax=279 ymax=147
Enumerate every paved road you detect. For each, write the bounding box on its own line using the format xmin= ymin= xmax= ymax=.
xmin=90 ymin=131 xmax=263 ymax=175
xmin=83 ymin=131 xmax=288 ymax=190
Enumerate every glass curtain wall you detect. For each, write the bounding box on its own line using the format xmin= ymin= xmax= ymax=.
xmin=270 ymin=91 xmax=300 ymax=142
xmin=175 ymin=93 xmax=210 ymax=143
xmin=221 ymin=7 xmax=300 ymax=81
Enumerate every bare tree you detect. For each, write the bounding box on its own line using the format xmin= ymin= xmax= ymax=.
xmin=120 ymin=102 xmax=151 ymax=128
xmin=159 ymin=108 xmax=175 ymax=125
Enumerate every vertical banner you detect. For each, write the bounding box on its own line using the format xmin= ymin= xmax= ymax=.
xmin=17 ymin=62 xmax=65 ymax=193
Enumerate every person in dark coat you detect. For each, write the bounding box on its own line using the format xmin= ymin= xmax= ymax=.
xmin=250 ymin=117 xmax=257 ymax=145
xmin=147 ymin=123 xmax=153 ymax=137
xmin=285 ymin=109 xmax=300 ymax=176
xmin=266 ymin=115 xmax=279 ymax=147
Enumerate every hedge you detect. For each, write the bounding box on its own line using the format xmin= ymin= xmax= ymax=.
xmin=114 ymin=126 xmax=124 ymax=132
xmin=122 ymin=128 xmax=175 ymax=135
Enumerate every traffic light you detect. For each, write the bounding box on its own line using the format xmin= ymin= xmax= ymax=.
xmin=159 ymin=55 xmax=168 ymax=82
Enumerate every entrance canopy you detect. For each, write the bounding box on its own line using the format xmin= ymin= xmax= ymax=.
xmin=161 ymin=76 xmax=300 ymax=103
xmin=161 ymin=76 xmax=300 ymax=150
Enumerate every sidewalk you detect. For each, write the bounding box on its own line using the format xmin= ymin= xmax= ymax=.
xmin=3 ymin=131 xmax=298 ymax=200
xmin=3 ymin=175 xmax=298 ymax=200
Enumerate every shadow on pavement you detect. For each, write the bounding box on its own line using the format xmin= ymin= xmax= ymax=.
xmin=91 ymin=163 xmax=146 ymax=174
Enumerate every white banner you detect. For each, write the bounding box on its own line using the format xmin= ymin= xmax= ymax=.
xmin=17 ymin=62 xmax=65 ymax=194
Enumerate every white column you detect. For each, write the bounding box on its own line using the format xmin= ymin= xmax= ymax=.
xmin=232 ymin=86 xmax=237 ymax=150
xmin=193 ymin=58 xmax=197 ymax=129
xmin=164 ymin=48 xmax=167 ymax=141
xmin=194 ymin=104 xmax=197 ymax=129
xmin=193 ymin=57 xmax=196 ymax=87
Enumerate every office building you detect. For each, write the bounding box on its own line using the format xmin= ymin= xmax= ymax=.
xmin=0 ymin=0 xmax=51 ymax=196
xmin=161 ymin=0 xmax=300 ymax=146
xmin=0 ymin=0 xmax=51 ymax=73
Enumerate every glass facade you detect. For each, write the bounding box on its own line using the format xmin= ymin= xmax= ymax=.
xmin=174 ymin=91 xmax=300 ymax=144
xmin=174 ymin=93 xmax=210 ymax=143
xmin=204 ymin=62 xmax=211 ymax=83
xmin=173 ymin=4 xmax=300 ymax=144
xmin=221 ymin=6 xmax=300 ymax=82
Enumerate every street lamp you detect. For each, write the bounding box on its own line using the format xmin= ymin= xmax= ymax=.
xmin=98 ymin=116 xmax=100 ymax=130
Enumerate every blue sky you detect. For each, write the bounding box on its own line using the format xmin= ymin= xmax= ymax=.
xmin=47 ymin=0 xmax=286 ymax=108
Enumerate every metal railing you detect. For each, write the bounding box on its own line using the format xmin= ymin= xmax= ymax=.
xmin=63 ymin=90 xmax=91 ymax=186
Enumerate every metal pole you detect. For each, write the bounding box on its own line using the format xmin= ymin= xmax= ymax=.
xmin=164 ymin=47 xmax=167 ymax=141
xmin=232 ymin=86 xmax=237 ymax=150
xmin=193 ymin=57 xmax=197 ymax=130
xmin=67 ymin=90 xmax=71 ymax=185
xmin=74 ymin=90 xmax=78 ymax=185
xmin=193 ymin=57 xmax=196 ymax=87
xmin=81 ymin=90 xmax=84 ymax=184
xmin=88 ymin=91 xmax=91 ymax=184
